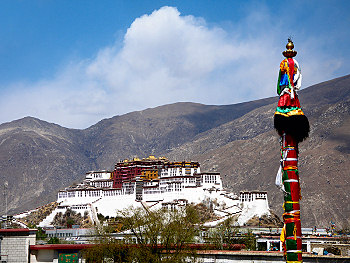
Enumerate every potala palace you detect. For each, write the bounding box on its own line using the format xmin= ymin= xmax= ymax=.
xmin=17 ymin=156 xmax=270 ymax=227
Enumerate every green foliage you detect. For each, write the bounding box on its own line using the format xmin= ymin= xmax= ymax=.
xmin=36 ymin=227 xmax=47 ymax=240
xmin=97 ymin=213 xmax=106 ymax=222
xmin=211 ymin=217 xmax=239 ymax=249
xmin=66 ymin=218 xmax=75 ymax=228
xmin=242 ymin=229 xmax=256 ymax=251
xmin=48 ymin=237 xmax=60 ymax=244
xmin=84 ymin=205 xmax=201 ymax=263
xmin=210 ymin=217 xmax=256 ymax=250
xmin=83 ymin=239 xmax=130 ymax=262
xmin=27 ymin=223 xmax=36 ymax=229
xmin=120 ymin=205 xmax=199 ymax=262
xmin=52 ymin=209 xmax=83 ymax=228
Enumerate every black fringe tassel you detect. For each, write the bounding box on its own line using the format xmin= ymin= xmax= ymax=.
xmin=274 ymin=114 xmax=310 ymax=143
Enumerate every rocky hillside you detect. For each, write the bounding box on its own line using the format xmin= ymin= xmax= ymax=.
xmin=0 ymin=118 xmax=95 ymax=212
xmin=0 ymin=99 xmax=275 ymax=215
xmin=0 ymin=74 xmax=349 ymax=228
xmin=168 ymin=75 xmax=350 ymax=228
xmin=82 ymin=98 xmax=276 ymax=169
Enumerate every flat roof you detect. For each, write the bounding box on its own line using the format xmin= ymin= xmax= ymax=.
xmin=30 ymin=244 xmax=94 ymax=250
xmin=0 ymin=228 xmax=36 ymax=233
xmin=0 ymin=228 xmax=37 ymax=236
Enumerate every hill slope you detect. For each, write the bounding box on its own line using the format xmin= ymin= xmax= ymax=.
xmin=0 ymin=117 xmax=96 ymax=211
xmin=82 ymin=99 xmax=276 ymax=169
xmin=0 ymin=74 xmax=349 ymax=228
xmin=168 ymin=75 xmax=350 ymax=228
xmin=0 ymin=99 xmax=275 ymax=215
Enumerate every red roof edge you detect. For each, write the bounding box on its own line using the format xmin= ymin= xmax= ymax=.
xmin=30 ymin=244 xmax=94 ymax=250
xmin=0 ymin=228 xmax=36 ymax=233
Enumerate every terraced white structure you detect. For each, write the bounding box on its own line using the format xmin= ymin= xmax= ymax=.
xmin=33 ymin=157 xmax=270 ymax=227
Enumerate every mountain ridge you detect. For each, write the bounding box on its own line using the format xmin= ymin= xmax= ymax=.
xmin=0 ymin=74 xmax=349 ymax=228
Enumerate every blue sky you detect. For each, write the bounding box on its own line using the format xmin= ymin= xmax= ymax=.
xmin=1 ymin=0 xmax=349 ymax=128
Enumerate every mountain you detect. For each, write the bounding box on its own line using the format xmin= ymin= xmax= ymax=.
xmin=0 ymin=117 xmax=94 ymax=211
xmin=0 ymin=74 xmax=349 ymax=228
xmin=0 ymin=99 xmax=275 ymax=215
xmin=168 ymin=75 xmax=350 ymax=228
xmin=82 ymin=98 xmax=276 ymax=169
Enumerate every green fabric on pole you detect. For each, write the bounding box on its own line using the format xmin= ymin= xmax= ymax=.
xmin=277 ymin=70 xmax=282 ymax=95
xmin=276 ymin=106 xmax=301 ymax=113
xmin=287 ymin=251 xmax=299 ymax=261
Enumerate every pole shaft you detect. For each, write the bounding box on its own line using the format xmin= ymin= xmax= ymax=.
xmin=281 ymin=133 xmax=302 ymax=262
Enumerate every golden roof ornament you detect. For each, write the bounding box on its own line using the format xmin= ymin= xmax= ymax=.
xmin=282 ymin=38 xmax=297 ymax=58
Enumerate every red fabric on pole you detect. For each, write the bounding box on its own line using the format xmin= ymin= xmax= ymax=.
xmin=283 ymin=134 xmax=303 ymax=262
xmin=277 ymin=93 xmax=301 ymax=108
xmin=287 ymin=58 xmax=295 ymax=87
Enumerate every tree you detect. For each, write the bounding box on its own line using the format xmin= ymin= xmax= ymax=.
xmin=242 ymin=229 xmax=256 ymax=251
xmin=120 ymin=205 xmax=200 ymax=263
xmin=211 ymin=217 xmax=255 ymax=251
xmin=83 ymin=238 xmax=130 ymax=262
xmin=52 ymin=209 xmax=84 ymax=228
xmin=211 ymin=216 xmax=239 ymax=249
xmin=36 ymin=227 xmax=47 ymax=240
xmin=83 ymin=205 xmax=201 ymax=263
xmin=47 ymin=237 xmax=60 ymax=244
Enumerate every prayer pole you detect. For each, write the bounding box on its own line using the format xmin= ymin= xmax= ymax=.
xmin=274 ymin=39 xmax=309 ymax=263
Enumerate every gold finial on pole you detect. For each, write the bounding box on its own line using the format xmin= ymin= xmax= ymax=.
xmin=282 ymin=38 xmax=297 ymax=58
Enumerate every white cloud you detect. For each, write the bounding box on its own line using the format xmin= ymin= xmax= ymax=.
xmin=0 ymin=6 xmax=343 ymax=128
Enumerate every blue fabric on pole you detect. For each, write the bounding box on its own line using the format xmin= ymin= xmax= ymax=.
xmin=279 ymin=74 xmax=289 ymax=86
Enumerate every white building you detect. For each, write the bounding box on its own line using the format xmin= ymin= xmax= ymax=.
xmin=23 ymin=159 xmax=270 ymax=228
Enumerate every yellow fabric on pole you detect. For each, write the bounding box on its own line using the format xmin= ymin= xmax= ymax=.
xmin=280 ymin=225 xmax=286 ymax=243
xmin=275 ymin=109 xmax=305 ymax=117
xmin=293 ymin=224 xmax=297 ymax=240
